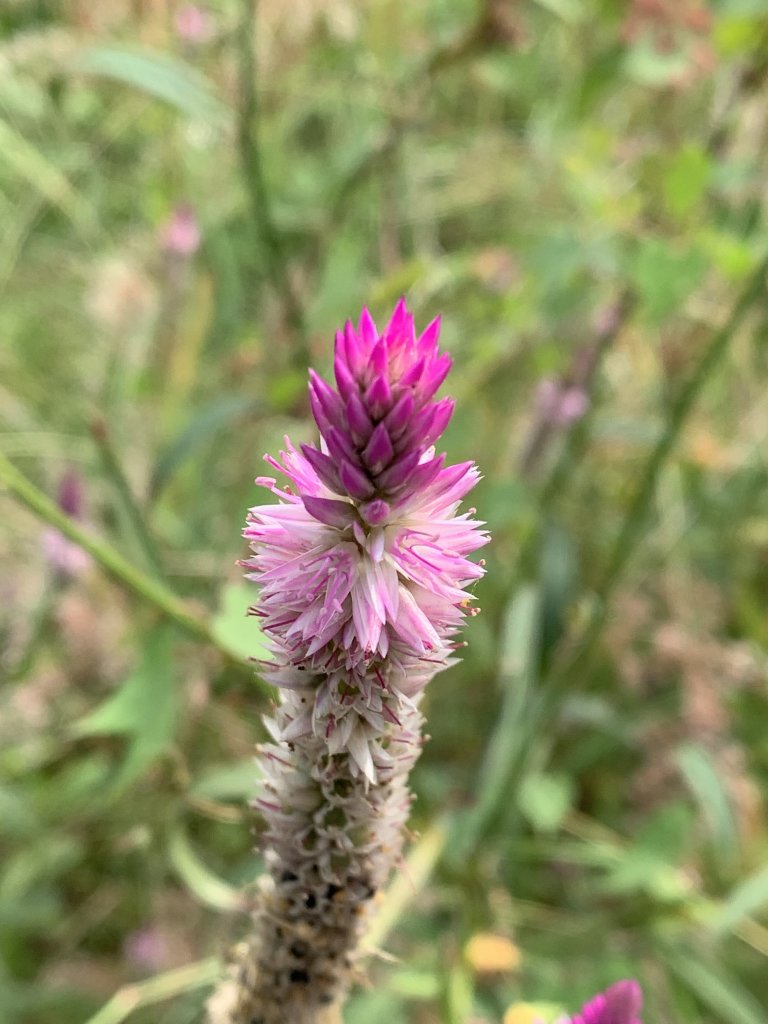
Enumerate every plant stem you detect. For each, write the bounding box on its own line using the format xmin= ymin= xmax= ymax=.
xmin=520 ymin=292 xmax=634 ymax=483
xmin=0 ymin=450 xmax=253 ymax=676
xmin=565 ymin=254 xmax=768 ymax=673
xmin=237 ymin=0 xmax=307 ymax=365
xmin=91 ymin=418 xmax=166 ymax=579
xmin=82 ymin=957 xmax=221 ymax=1024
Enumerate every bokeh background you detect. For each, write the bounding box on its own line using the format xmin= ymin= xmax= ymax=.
xmin=2 ymin=1 xmax=768 ymax=1022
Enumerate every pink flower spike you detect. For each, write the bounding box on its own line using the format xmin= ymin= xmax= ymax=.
xmin=245 ymin=298 xmax=487 ymax=738
xmin=236 ymin=299 xmax=488 ymax=1020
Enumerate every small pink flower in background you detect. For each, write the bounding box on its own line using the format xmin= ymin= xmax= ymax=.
xmin=43 ymin=470 xmax=91 ymax=580
xmin=123 ymin=927 xmax=168 ymax=972
xmin=175 ymin=4 xmax=214 ymax=44
xmin=160 ymin=204 xmax=201 ymax=257
xmin=535 ymin=377 xmax=589 ymax=428
xmin=567 ymin=980 xmax=643 ymax=1024
xmin=57 ymin=470 xmax=84 ymax=518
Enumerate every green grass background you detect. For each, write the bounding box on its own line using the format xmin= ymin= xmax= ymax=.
xmin=2 ymin=1 xmax=768 ymax=1022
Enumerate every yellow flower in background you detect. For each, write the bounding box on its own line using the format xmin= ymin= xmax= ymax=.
xmin=503 ymin=1002 xmax=557 ymax=1024
xmin=465 ymin=932 xmax=521 ymax=975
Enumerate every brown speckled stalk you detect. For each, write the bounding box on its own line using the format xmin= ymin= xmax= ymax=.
xmin=207 ymin=700 xmax=420 ymax=1024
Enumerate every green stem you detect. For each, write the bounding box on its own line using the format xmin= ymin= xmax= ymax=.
xmin=81 ymin=957 xmax=221 ymax=1024
xmin=0 ymin=450 xmax=251 ymax=675
xmin=92 ymin=419 xmax=165 ymax=580
xmin=567 ymin=254 xmax=768 ymax=672
xmin=6 ymin=576 xmax=61 ymax=681
xmin=237 ymin=0 xmax=307 ymax=365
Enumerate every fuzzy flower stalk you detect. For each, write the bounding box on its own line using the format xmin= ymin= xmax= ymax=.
xmin=209 ymin=301 xmax=487 ymax=1024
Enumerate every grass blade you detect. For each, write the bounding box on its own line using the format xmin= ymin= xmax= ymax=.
xmin=71 ymin=45 xmax=230 ymax=125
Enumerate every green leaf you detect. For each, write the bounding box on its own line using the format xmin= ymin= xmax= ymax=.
xmin=212 ymin=582 xmax=269 ymax=662
xmin=0 ymin=786 xmax=41 ymax=840
xmin=631 ymin=238 xmax=707 ymax=323
xmin=518 ymin=772 xmax=574 ymax=833
xmin=663 ymin=145 xmax=711 ymax=219
xmin=0 ymin=836 xmax=80 ymax=903
xmin=74 ymin=627 xmax=178 ymax=789
xmin=448 ymin=585 xmax=541 ymax=860
xmin=539 ymin=520 xmax=578 ymax=655
xmin=150 ymin=396 xmax=261 ymax=500
xmin=71 ymin=45 xmax=230 ymax=124
xmin=0 ymin=118 xmax=94 ymax=235
xmin=390 ymin=969 xmax=440 ymax=1000
xmin=677 ymin=744 xmax=739 ymax=864
xmin=663 ymin=944 xmax=766 ymax=1024
xmin=714 ymin=8 xmax=768 ymax=58
xmin=190 ymin=760 xmax=260 ymax=802
xmin=605 ymin=804 xmax=695 ymax=901
xmin=443 ymin=956 xmax=473 ymax=1024
xmin=636 ymin=802 xmax=695 ymax=864
xmin=718 ymin=0 xmax=768 ymax=13
xmin=711 ymin=864 xmax=768 ymax=936
xmin=624 ymin=40 xmax=692 ymax=86
xmin=702 ymin=229 xmax=756 ymax=281
xmin=168 ymin=824 xmax=241 ymax=911
xmin=530 ymin=0 xmax=585 ymax=22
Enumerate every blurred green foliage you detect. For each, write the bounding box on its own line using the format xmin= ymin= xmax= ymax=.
xmin=2 ymin=1 xmax=768 ymax=1022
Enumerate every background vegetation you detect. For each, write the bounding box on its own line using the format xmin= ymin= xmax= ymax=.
xmin=2 ymin=1 xmax=768 ymax=1022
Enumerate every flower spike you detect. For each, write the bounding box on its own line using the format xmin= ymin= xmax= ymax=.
xmin=212 ymin=301 xmax=487 ymax=1024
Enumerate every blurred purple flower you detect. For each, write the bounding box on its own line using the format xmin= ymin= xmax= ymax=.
xmin=175 ymin=5 xmax=214 ymax=44
xmin=568 ymin=980 xmax=643 ymax=1024
xmin=535 ymin=377 xmax=589 ymax=428
xmin=57 ymin=469 xmax=84 ymax=517
xmin=123 ymin=927 xmax=168 ymax=971
xmin=160 ymin=204 xmax=201 ymax=257
xmin=43 ymin=470 xmax=91 ymax=580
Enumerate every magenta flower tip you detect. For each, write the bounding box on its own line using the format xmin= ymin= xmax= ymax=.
xmin=309 ymin=299 xmax=464 ymax=500
xmin=570 ymin=979 xmax=643 ymax=1024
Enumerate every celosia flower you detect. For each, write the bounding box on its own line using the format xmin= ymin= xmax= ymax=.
xmin=567 ymin=980 xmax=643 ymax=1024
xmin=211 ymin=301 xmax=487 ymax=1024
xmin=244 ymin=298 xmax=487 ymax=784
